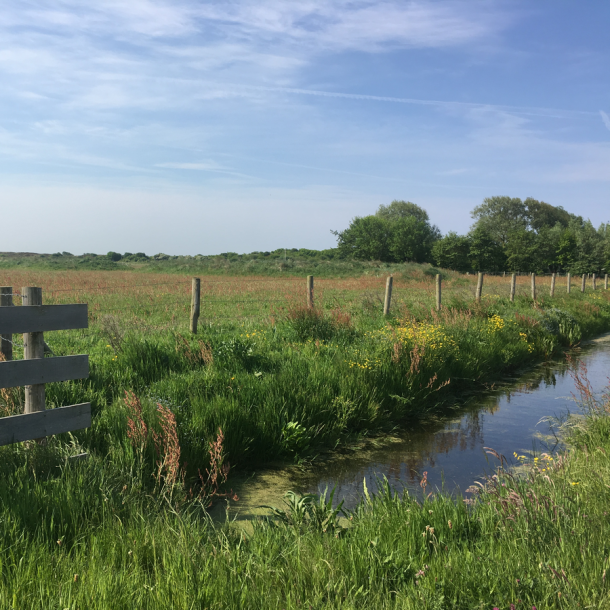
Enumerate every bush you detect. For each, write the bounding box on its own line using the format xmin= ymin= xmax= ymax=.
xmin=541 ymin=308 xmax=582 ymax=346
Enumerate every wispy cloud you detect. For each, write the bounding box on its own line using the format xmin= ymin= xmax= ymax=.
xmin=156 ymin=161 xmax=257 ymax=179
xmin=601 ymin=110 xmax=610 ymax=132
xmin=238 ymin=85 xmax=595 ymax=119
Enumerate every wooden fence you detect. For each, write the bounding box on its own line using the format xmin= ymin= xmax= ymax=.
xmin=0 ymin=287 xmax=91 ymax=446
xmin=186 ymin=271 xmax=609 ymax=330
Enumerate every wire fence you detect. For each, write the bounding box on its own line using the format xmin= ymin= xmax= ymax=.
xmin=2 ymin=272 xmax=609 ymax=342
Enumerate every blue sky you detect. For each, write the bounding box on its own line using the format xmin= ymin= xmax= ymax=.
xmin=1 ymin=1 xmax=609 ymax=255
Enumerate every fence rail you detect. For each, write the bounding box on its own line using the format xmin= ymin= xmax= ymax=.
xmin=0 ymin=287 xmax=91 ymax=446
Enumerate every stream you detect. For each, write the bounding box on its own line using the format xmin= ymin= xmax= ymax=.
xmin=219 ymin=334 xmax=610 ymax=521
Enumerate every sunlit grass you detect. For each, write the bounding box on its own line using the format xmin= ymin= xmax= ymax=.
xmin=0 ymin=267 xmax=609 ymax=606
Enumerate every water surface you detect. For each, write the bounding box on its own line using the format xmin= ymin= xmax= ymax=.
xmin=222 ymin=335 xmax=610 ymax=520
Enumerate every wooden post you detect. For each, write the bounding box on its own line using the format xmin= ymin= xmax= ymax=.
xmin=592 ymin=273 xmax=597 ymax=290
xmin=531 ymin=273 xmax=536 ymax=301
xmin=1 ymin=287 xmax=13 ymax=361
xmin=190 ymin=278 xmax=200 ymax=334
xmin=581 ymin=274 xmax=586 ymax=293
xmin=435 ymin=274 xmax=441 ymax=311
xmin=475 ymin=272 xmax=484 ymax=303
xmin=22 ymin=287 xmax=45 ymax=415
xmin=550 ymin=273 xmax=556 ymax=297
xmin=510 ymin=273 xmax=516 ymax=303
xmin=605 ymin=273 xmax=609 ymax=290
xmin=383 ymin=276 xmax=393 ymax=316
xmin=307 ymin=275 xmax=314 ymax=308
xmin=567 ymin=272 xmax=571 ymax=294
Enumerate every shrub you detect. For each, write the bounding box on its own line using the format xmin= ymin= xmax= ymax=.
xmin=541 ymin=308 xmax=582 ymax=346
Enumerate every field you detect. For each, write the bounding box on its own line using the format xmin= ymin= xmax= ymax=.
xmin=1 ymin=266 xmax=610 ymax=608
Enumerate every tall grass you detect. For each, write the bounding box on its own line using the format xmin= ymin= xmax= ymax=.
xmin=0 ymin=364 xmax=609 ymax=607
xmin=1 ymin=267 xmax=610 ymax=607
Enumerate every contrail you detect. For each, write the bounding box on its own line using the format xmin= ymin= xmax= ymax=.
xmin=243 ymin=84 xmax=595 ymax=118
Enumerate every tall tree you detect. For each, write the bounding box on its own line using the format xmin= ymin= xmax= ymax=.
xmin=555 ymin=228 xmax=577 ymax=272
xmin=504 ymin=228 xmax=536 ymax=272
xmin=470 ymin=196 xmax=528 ymax=246
xmin=525 ymin=198 xmax=572 ymax=232
xmin=468 ymin=226 xmax=506 ymax=272
xmin=432 ymin=232 xmax=471 ymax=272
xmin=333 ymin=201 xmax=439 ymax=263
xmin=333 ymin=216 xmax=391 ymax=261
xmin=389 ymin=216 xmax=439 ymax=263
xmin=571 ymin=219 xmax=605 ymax=273
xmin=376 ymin=200 xmax=430 ymax=224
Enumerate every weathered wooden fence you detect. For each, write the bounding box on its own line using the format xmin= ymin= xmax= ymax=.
xmin=0 ymin=286 xmax=91 ymax=446
xmin=168 ymin=271 xmax=610 ymax=333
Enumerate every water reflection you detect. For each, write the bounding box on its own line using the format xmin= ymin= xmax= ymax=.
xmin=224 ymin=339 xmax=610 ymax=519
xmin=299 ymin=341 xmax=610 ymax=510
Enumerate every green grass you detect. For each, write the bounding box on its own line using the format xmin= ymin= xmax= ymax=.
xmin=1 ymin=267 xmax=610 ymax=607
xmin=0 ymin=368 xmax=609 ymax=608
xmin=0 ymin=249 xmax=421 ymax=278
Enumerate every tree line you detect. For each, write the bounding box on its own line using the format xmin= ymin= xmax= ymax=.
xmin=333 ymin=197 xmax=610 ymax=274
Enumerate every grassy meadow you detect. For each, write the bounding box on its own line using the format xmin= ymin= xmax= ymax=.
xmin=1 ymin=265 xmax=610 ymax=607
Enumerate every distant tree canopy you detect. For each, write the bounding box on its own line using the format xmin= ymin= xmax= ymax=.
xmin=470 ymin=196 xmax=574 ymax=246
xmin=333 ymin=201 xmax=440 ymax=263
xmin=334 ymin=196 xmax=609 ymax=274
xmin=375 ymin=200 xmax=430 ymax=224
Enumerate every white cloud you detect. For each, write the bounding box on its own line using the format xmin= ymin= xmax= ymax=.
xmin=156 ymin=161 xmax=257 ymax=179
xmin=194 ymin=0 xmax=502 ymax=51
xmin=601 ymin=110 xmax=610 ymax=132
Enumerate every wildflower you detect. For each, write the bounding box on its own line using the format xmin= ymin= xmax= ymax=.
xmin=448 ymin=520 xmax=452 ymax=529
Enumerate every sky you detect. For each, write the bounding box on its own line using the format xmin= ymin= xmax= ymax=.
xmin=1 ymin=1 xmax=609 ymax=256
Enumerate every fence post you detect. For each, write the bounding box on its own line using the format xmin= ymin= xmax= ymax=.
xmin=592 ymin=273 xmax=597 ymax=291
xmin=550 ymin=273 xmax=556 ymax=297
xmin=383 ymin=276 xmax=393 ymax=316
xmin=510 ymin=273 xmax=516 ymax=302
xmin=190 ymin=277 xmax=200 ymax=334
xmin=307 ymin=275 xmax=314 ymax=308
xmin=0 ymin=287 xmax=13 ymax=361
xmin=435 ymin=274 xmax=441 ymax=311
xmin=531 ymin=273 xmax=536 ymax=301
xmin=581 ymin=274 xmax=586 ymax=293
xmin=475 ymin=272 xmax=484 ymax=303
xmin=567 ymin=272 xmax=571 ymax=294
xmin=605 ymin=273 xmax=609 ymax=290
xmin=22 ymin=287 xmax=45 ymax=416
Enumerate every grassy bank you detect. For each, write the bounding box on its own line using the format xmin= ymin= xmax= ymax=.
xmin=1 ymin=269 xmax=608 ymax=472
xmin=1 ymin=268 xmax=610 ymax=607
xmin=0 ymin=359 xmax=609 ymax=608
